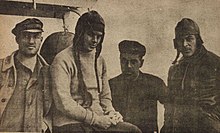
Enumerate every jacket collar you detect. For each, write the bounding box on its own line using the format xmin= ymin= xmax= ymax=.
xmin=119 ymin=70 xmax=143 ymax=82
xmin=2 ymin=51 xmax=17 ymax=72
xmin=178 ymin=45 xmax=207 ymax=65
xmin=2 ymin=50 xmax=48 ymax=72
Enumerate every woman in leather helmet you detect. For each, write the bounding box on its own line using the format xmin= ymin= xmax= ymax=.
xmin=50 ymin=10 xmax=141 ymax=133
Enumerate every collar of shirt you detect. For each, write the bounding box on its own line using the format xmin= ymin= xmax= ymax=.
xmin=2 ymin=50 xmax=48 ymax=72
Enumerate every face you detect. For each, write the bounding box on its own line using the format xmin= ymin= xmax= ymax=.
xmin=16 ymin=32 xmax=43 ymax=57
xmin=120 ymin=53 xmax=143 ymax=81
xmin=83 ymin=30 xmax=103 ymax=52
xmin=174 ymin=34 xmax=197 ymax=57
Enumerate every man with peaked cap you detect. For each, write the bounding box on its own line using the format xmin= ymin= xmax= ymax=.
xmin=109 ymin=40 xmax=167 ymax=133
xmin=50 ymin=10 xmax=141 ymax=133
xmin=0 ymin=18 xmax=52 ymax=132
xmin=160 ymin=18 xmax=220 ymax=133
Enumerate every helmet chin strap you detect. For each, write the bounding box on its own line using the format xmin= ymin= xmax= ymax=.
xmin=172 ymin=50 xmax=180 ymax=64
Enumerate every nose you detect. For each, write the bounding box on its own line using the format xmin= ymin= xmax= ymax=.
xmin=92 ymin=35 xmax=98 ymax=43
xmin=29 ymin=37 xmax=35 ymax=44
xmin=183 ymin=39 xmax=188 ymax=47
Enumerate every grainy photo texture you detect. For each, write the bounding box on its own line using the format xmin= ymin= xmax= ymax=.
xmin=0 ymin=0 xmax=220 ymax=133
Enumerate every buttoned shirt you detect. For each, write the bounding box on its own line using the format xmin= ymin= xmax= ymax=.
xmin=0 ymin=51 xmax=52 ymax=132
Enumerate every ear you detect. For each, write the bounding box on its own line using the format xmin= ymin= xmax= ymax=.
xmin=140 ymin=59 xmax=144 ymax=68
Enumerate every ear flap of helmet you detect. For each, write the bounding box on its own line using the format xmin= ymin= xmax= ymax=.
xmin=173 ymin=39 xmax=178 ymax=49
xmin=172 ymin=39 xmax=181 ymax=64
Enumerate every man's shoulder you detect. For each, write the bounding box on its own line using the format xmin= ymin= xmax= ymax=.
xmin=0 ymin=51 xmax=18 ymax=72
xmin=140 ymin=72 xmax=164 ymax=83
xmin=168 ymin=64 xmax=177 ymax=73
xmin=205 ymin=50 xmax=220 ymax=63
xmin=109 ymin=74 xmax=123 ymax=83
xmin=0 ymin=51 xmax=15 ymax=61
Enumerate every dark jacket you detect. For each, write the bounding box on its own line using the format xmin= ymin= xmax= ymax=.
xmin=162 ymin=45 xmax=220 ymax=133
xmin=109 ymin=71 xmax=167 ymax=133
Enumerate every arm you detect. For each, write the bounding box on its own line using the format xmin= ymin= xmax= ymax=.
xmin=162 ymin=66 xmax=175 ymax=130
xmin=99 ymin=58 xmax=115 ymax=114
xmin=98 ymin=58 xmax=124 ymax=124
xmin=157 ymin=78 xmax=168 ymax=104
xmin=51 ymin=54 xmax=114 ymax=129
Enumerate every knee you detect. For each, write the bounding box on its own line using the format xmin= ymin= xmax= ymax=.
xmin=130 ymin=124 xmax=142 ymax=133
xmin=119 ymin=122 xmax=142 ymax=133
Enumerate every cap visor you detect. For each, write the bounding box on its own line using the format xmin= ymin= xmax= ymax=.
xmin=22 ymin=29 xmax=43 ymax=33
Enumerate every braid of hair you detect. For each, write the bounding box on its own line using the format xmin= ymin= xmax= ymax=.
xmin=95 ymin=51 xmax=101 ymax=93
xmin=73 ymin=33 xmax=92 ymax=107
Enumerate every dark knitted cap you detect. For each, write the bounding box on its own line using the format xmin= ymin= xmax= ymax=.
xmin=175 ymin=18 xmax=200 ymax=38
xmin=119 ymin=40 xmax=146 ymax=57
xmin=12 ymin=18 xmax=43 ymax=36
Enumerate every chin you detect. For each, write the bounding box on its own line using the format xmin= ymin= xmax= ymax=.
xmin=122 ymin=74 xmax=134 ymax=80
xmin=183 ymin=53 xmax=193 ymax=57
xmin=24 ymin=52 xmax=38 ymax=57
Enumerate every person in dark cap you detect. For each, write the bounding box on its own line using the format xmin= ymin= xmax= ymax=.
xmin=160 ymin=18 xmax=220 ymax=133
xmin=0 ymin=18 xmax=52 ymax=132
xmin=109 ymin=40 xmax=167 ymax=133
xmin=50 ymin=11 xmax=141 ymax=133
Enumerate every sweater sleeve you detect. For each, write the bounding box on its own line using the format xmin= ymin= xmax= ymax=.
xmin=50 ymin=53 xmax=95 ymax=125
xmin=99 ymin=58 xmax=115 ymax=114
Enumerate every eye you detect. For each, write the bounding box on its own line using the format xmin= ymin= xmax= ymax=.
xmin=185 ymin=36 xmax=194 ymax=42
xmin=96 ymin=35 xmax=102 ymax=39
xmin=87 ymin=32 xmax=93 ymax=36
xmin=33 ymin=34 xmax=42 ymax=39
xmin=21 ymin=33 xmax=29 ymax=39
xmin=130 ymin=60 xmax=138 ymax=65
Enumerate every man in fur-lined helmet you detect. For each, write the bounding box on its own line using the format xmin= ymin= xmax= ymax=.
xmin=161 ymin=18 xmax=220 ymax=133
xmin=50 ymin=10 xmax=141 ymax=133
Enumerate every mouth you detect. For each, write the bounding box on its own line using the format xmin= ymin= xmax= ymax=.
xmin=183 ymin=49 xmax=191 ymax=53
xmin=90 ymin=45 xmax=97 ymax=48
xmin=123 ymin=72 xmax=133 ymax=76
xmin=27 ymin=46 xmax=36 ymax=50
xmin=88 ymin=44 xmax=98 ymax=49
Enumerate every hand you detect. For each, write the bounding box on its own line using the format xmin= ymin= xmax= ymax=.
xmin=93 ymin=115 xmax=112 ymax=129
xmin=108 ymin=111 xmax=123 ymax=125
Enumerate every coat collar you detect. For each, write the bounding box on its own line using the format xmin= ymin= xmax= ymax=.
xmin=2 ymin=51 xmax=17 ymax=72
xmin=178 ymin=45 xmax=207 ymax=65
xmin=2 ymin=50 xmax=48 ymax=72
xmin=118 ymin=71 xmax=144 ymax=82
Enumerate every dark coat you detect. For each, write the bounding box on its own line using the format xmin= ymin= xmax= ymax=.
xmin=109 ymin=71 xmax=167 ymax=133
xmin=161 ymin=45 xmax=220 ymax=133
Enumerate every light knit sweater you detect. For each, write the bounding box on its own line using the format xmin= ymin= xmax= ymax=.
xmin=50 ymin=46 xmax=115 ymax=126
